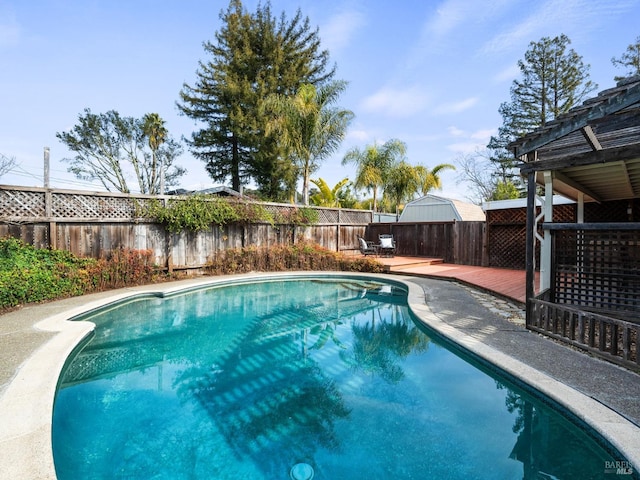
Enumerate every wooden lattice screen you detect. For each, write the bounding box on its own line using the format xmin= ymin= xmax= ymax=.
xmin=553 ymin=228 xmax=640 ymax=316
xmin=486 ymin=205 xmax=575 ymax=269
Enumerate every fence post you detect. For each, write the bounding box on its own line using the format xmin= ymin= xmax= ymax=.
xmin=337 ymin=209 xmax=341 ymax=252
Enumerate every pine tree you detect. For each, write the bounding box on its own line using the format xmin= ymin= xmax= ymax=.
xmin=488 ymin=34 xmax=597 ymax=190
xmin=612 ymin=36 xmax=640 ymax=82
xmin=178 ymin=0 xmax=335 ymax=199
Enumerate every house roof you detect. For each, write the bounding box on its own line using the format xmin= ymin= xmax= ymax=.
xmin=511 ymin=75 xmax=640 ymax=202
xmin=167 ymin=186 xmax=242 ymax=197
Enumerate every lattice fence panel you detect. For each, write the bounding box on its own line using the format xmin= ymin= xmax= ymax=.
xmin=0 ymin=188 xmax=46 ymax=217
xmin=487 ymin=207 xmax=527 ymax=225
xmin=554 ymin=229 xmax=640 ymax=315
xmin=489 ymin=224 xmax=532 ymax=269
xmin=585 ymin=199 xmax=639 ymax=222
xmin=339 ymin=209 xmax=372 ymax=224
xmin=315 ymin=208 xmax=339 ymax=223
xmin=51 ymin=192 xmax=139 ymax=219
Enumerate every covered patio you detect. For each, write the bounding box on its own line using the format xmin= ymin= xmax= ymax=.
xmin=511 ymin=75 xmax=640 ymax=370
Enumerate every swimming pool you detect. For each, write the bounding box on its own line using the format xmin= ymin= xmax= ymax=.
xmin=52 ymin=276 xmax=630 ymax=479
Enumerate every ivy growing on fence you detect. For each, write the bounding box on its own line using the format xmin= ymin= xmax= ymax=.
xmin=136 ymin=195 xmax=319 ymax=233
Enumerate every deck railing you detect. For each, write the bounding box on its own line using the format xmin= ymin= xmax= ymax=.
xmin=529 ymin=294 xmax=639 ymax=370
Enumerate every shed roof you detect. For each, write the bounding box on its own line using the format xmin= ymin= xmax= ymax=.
xmin=400 ymin=194 xmax=485 ymax=222
xmin=511 ymin=75 xmax=640 ymax=202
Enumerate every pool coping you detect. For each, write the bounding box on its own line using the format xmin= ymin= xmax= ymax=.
xmin=0 ymin=272 xmax=638 ymax=478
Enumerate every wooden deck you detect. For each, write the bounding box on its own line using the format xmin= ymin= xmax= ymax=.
xmin=375 ymin=256 xmax=539 ymax=304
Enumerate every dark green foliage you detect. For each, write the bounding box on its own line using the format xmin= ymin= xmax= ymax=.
xmin=138 ymin=196 xmax=319 ymax=233
xmin=612 ymin=35 xmax=640 ymax=81
xmin=177 ymin=0 xmax=335 ymax=198
xmin=488 ymin=34 xmax=597 ymax=189
xmin=0 ymin=237 xmax=382 ymax=311
xmin=144 ymin=195 xmax=242 ymax=233
xmin=0 ymin=238 xmax=162 ymax=310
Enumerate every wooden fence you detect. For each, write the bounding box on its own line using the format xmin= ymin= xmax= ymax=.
xmin=0 ymin=185 xmax=372 ymax=271
xmin=0 ymin=185 xmax=491 ymax=270
xmin=366 ymin=221 xmax=487 ymax=265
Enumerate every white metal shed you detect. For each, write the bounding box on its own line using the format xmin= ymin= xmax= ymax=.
xmin=399 ymin=194 xmax=485 ymax=222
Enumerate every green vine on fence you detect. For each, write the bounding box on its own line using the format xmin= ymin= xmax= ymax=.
xmin=136 ymin=195 xmax=319 ymax=233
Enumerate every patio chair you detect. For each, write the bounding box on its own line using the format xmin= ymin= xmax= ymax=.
xmin=378 ymin=234 xmax=396 ymax=257
xmin=358 ymin=237 xmax=378 ymax=256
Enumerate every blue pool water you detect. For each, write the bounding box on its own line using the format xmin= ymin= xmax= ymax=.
xmin=52 ymin=277 xmax=623 ymax=479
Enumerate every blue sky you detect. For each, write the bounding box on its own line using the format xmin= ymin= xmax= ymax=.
xmin=1 ymin=0 xmax=639 ymax=202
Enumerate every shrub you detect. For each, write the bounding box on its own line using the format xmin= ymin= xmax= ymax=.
xmin=0 ymin=237 xmax=381 ymax=312
xmin=206 ymin=241 xmax=384 ymax=276
xmin=0 ymin=238 xmax=166 ymax=311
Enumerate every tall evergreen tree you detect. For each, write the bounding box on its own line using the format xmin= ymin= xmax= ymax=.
xmin=488 ymin=34 xmax=597 ymax=189
xmin=612 ymin=36 xmax=640 ymax=82
xmin=177 ymin=0 xmax=335 ymax=199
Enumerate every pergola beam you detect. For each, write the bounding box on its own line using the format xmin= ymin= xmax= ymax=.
xmin=520 ymin=143 xmax=640 ymax=174
xmin=580 ymin=125 xmax=602 ymax=151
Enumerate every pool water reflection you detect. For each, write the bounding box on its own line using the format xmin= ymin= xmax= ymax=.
xmin=53 ymin=277 xmax=620 ymax=479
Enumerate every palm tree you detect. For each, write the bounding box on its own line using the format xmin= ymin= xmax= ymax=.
xmin=264 ymin=81 xmax=354 ymax=205
xmin=414 ymin=163 xmax=456 ymax=197
xmin=309 ymin=177 xmax=349 ymax=207
xmin=342 ymin=139 xmax=406 ymax=212
xmin=384 ymin=161 xmax=420 ymax=219
xmin=142 ymin=113 xmax=168 ymax=194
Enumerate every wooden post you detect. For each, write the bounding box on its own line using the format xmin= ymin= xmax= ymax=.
xmin=337 ymin=209 xmax=341 ymax=252
xmin=43 ymin=147 xmax=50 ymax=188
xmin=43 ymin=148 xmax=56 ymax=249
xmin=525 ymin=171 xmax=537 ymax=326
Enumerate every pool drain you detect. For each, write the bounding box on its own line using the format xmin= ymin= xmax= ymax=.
xmin=289 ymin=462 xmax=314 ymax=480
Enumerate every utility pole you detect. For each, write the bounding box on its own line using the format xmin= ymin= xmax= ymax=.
xmin=44 ymin=147 xmax=50 ymax=188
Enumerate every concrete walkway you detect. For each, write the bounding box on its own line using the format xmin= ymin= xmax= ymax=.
xmin=0 ymin=273 xmax=638 ymax=479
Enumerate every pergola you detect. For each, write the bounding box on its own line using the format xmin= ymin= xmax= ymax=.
xmin=510 ymin=75 xmax=640 ymax=369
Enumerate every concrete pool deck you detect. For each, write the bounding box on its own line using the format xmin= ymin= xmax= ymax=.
xmin=0 ymin=272 xmax=639 ymax=479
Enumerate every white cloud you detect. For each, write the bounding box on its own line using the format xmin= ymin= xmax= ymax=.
xmin=427 ymin=0 xmax=468 ymax=37
xmin=481 ymin=0 xmax=639 ymax=56
xmin=447 ymin=126 xmax=465 ymax=137
xmin=447 ymin=141 xmax=486 ymax=154
xmin=434 ymin=97 xmax=478 ymax=115
xmin=493 ymin=64 xmax=520 ymax=83
xmin=361 ymin=86 xmax=431 ymax=117
xmin=445 ymin=127 xmax=494 ymax=154
xmin=470 ymin=128 xmax=496 ymax=141
xmin=346 ymin=128 xmax=370 ymax=143
xmin=320 ymin=8 xmax=366 ymax=53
